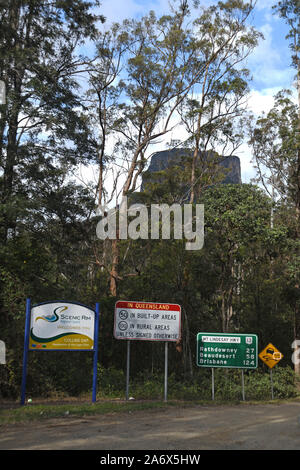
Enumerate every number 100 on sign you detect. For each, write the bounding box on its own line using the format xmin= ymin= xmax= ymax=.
xmin=197 ymin=333 xmax=258 ymax=369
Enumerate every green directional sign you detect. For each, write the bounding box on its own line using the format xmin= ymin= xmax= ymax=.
xmin=197 ymin=333 xmax=258 ymax=369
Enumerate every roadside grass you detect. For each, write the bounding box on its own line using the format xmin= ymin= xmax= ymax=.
xmin=0 ymin=399 xmax=182 ymax=425
xmin=1 ymin=366 xmax=299 ymax=425
xmin=1 ymin=395 xmax=300 ymax=426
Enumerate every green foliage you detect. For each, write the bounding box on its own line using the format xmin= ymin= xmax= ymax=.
xmin=0 ymin=0 xmax=298 ymax=402
xmin=97 ymin=366 xmax=126 ymax=397
xmin=94 ymin=366 xmax=298 ymax=401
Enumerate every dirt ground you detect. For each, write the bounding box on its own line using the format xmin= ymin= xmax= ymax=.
xmin=1 ymin=401 xmax=300 ymax=451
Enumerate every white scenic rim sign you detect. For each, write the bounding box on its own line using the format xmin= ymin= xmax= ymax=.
xmin=114 ymin=300 xmax=181 ymax=342
xmin=29 ymin=301 xmax=95 ymax=350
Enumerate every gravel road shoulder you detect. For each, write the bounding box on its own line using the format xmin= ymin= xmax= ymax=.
xmin=1 ymin=401 xmax=300 ymax=451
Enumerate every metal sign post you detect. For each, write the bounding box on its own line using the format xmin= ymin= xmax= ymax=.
xmin=21 ymin=298 xmax=31 ymax=406
xmin=270 ymin=369 xmax=274 ymax=400
xmin=92 ymin=302 xmax=100 ymax=403
xmin=211 ymin=368 xmax=215 ymax=401
xmin=164 ymin=342 xmax=168 ymax=402
xmin=126 ymin=340 xmax=130 ymax=401
xmin=241 ymin=369 xmax=245 ymax=401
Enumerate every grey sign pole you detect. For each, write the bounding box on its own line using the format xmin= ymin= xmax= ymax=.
xmin=241 ymin=369 xmax=245 ymax=401
xmin=270 ymin=369 xmax=274 ymax=400
xmin=164 ymin=342 xmax=168 ymax=402
xmin=126 ymin=340 xmax=130 ymax=400
xmin=211 ymin=368 xmax=215 ymax=400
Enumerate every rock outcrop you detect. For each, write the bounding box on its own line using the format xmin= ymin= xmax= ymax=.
xmin=141 ymin=148 xmax=242 ymax=191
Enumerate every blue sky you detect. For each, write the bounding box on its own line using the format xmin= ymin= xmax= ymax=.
xmin=99 ymin=0 xmax=294 ymax=91
xmin=248 ymin=1 xmax=294 ymax=92
xmin=85 ymin=0 xmax=296 ymax=185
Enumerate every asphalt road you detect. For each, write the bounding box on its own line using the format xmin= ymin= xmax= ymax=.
xmin=1 ymin=402 xmax=300 ymax=451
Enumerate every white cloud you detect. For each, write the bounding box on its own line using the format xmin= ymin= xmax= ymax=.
xmin=255 ymin=0 xmax=276 ymax=11
xmin=247 ymin=88 xmax=277 ymax=115
xmin=246 ymin=22 xmax=293 ymax=89
xmin=234 ymin=87 xmax=277 ymax=183
xmin=99 ymin=0 xmax=170 ymax=25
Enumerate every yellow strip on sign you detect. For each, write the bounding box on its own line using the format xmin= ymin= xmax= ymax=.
xmin=29 ymin=333 xmax=94 ymax=350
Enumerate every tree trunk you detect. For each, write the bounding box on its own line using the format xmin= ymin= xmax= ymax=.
xmin=189 ymin=145 xmax=198 ymax=204
xmin=110 ymin=237 xmax=119 ymax=297
xmin=1 ymin=1 xmax=25 ymax=242
xmin=221 ymin=288 xmax=234 ymax=333
xmin=183 ymin=308 xmax=193 ymax=380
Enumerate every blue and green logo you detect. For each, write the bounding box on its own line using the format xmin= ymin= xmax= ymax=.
xmin=35 ymin=305 xmax=68 ymax=323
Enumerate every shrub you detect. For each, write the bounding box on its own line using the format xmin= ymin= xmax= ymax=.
xmin=97 ymin=366 xmax=125 ymax=396
xmin=94 ymin=366 xmax=298 ymax=401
